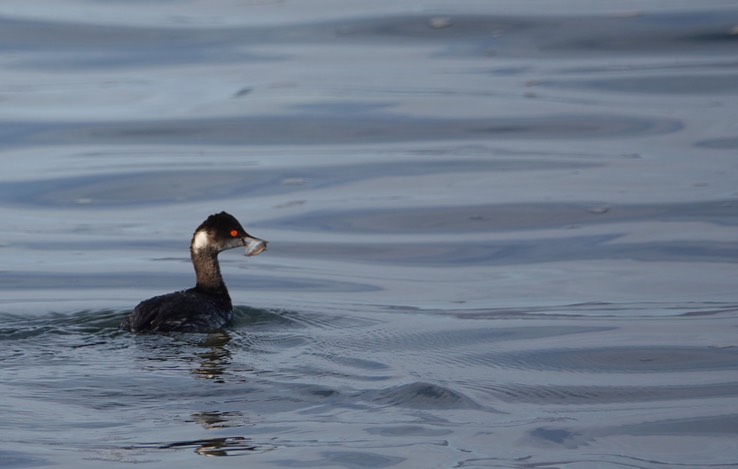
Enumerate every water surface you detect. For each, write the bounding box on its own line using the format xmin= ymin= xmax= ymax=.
xmin=1 ymin=1 xmax=737 ymax=468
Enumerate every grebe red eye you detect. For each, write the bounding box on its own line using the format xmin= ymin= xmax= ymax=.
xmin=230 ymin=230 xmax=239 ymax=237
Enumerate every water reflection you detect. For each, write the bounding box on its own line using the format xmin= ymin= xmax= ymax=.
xmin=191 ymin=331 xmax=234 ymax=382
xmin=190 ymin=411 xmax=245 ymax=430
xmin=132 ymin=436 xmax=268 ymax=457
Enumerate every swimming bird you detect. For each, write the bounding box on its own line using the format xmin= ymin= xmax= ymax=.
xmin=121 ymin=211 xmax=267 ymax=332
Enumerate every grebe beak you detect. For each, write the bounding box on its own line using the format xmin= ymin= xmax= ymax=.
xmin=242 ymin=236 xmax=267 ymax=257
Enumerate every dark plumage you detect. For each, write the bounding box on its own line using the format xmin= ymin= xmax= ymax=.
xmin=121 ymin=212 xmax=267 ymax=333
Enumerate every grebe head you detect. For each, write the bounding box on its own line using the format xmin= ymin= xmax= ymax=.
xmin=191 ymin=211 xmax=267 ymax=256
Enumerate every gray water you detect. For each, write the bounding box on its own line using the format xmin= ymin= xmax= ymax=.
xmin=1 ymin=1 xmax=738 ymax=468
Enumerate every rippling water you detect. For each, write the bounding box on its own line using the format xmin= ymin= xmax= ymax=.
xmin=1 ymin=1 xmax=738 ymax=468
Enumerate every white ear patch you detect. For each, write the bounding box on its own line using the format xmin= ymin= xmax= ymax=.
xmin=192 ymin=230 xmax=210 ymax=253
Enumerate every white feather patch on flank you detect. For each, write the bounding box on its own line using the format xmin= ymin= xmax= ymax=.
xmin=192 ymin=230 xmax=210 ymax=253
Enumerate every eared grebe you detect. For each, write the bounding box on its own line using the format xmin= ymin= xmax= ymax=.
xmin=121 ymin=211 xmax=267 ymax=333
